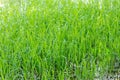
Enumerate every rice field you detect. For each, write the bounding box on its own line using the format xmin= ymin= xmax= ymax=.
xmin=0 ymin=0 xmax=120 ymax=80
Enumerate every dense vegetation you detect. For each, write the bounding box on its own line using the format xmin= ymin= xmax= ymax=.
xmin=0 ymin=0 xmax=120 ymax=80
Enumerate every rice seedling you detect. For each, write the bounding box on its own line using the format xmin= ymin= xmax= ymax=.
xmin=0 ymin=0 xmax=120 ymax=80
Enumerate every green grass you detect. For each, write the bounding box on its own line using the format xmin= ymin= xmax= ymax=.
xmin=0 ymin=0 xmax=120 ymax=80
